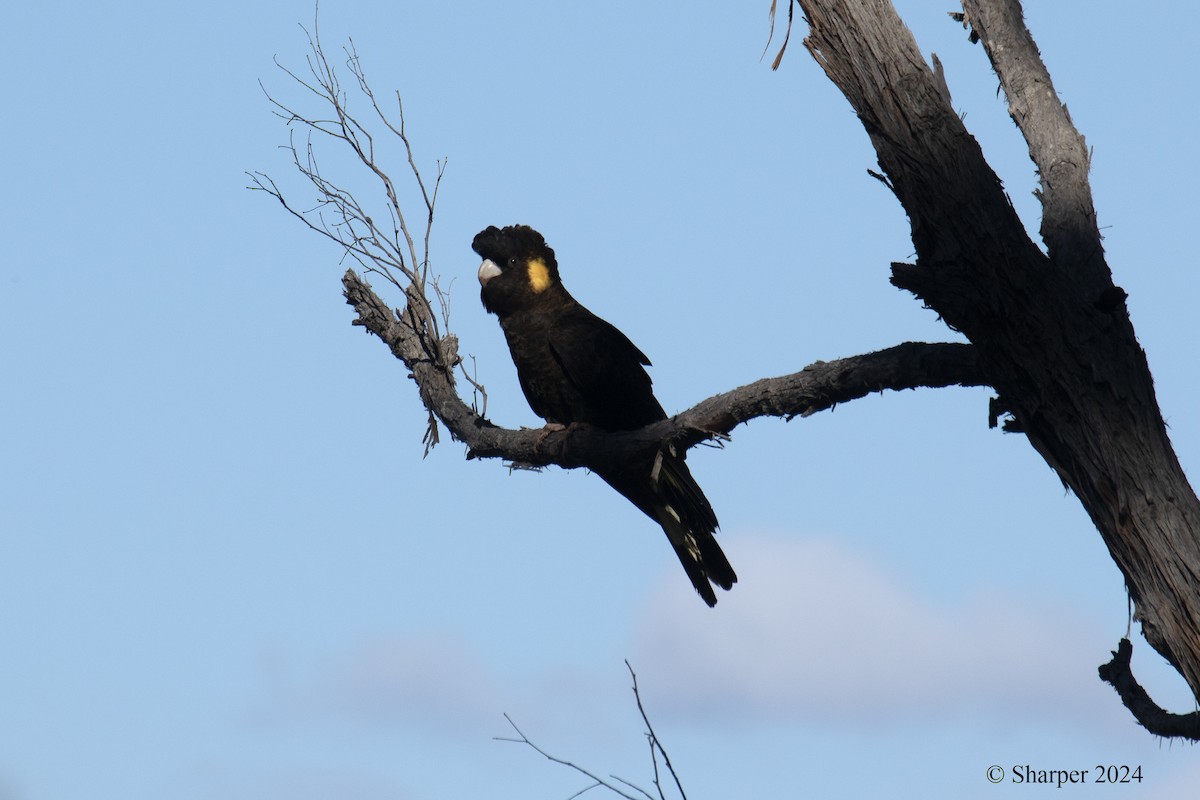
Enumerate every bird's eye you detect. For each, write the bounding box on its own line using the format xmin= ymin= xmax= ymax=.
xmin=508 ymin=257 xmax=517 ymax=266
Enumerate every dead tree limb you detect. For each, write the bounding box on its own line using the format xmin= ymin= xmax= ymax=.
xmin=257 ymin=2 xmax=1200 ymax=736
xmin=798 ymin=0 xmax=1200 ymax=731
xmin=344 ymin=264 xmax=983 ymax=471
xmin=1098 ymin=639 xmax=1200 ymax=741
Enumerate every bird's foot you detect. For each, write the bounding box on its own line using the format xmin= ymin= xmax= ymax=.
xmin=534 ymin=421 xmax=577 ymax=453
xmin=536 ymin=421 xmax=567 ymax=447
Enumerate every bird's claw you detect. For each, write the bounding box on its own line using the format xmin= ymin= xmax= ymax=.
xmin=535 ymin=422 xmax=573 ymax=452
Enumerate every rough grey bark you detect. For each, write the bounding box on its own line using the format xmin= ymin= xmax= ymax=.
xmin=797 ymin=0 xmax=1200 ymax=734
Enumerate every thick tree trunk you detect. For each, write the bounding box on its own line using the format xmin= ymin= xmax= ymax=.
xmin=798 ymin=0 xmax=1200 ymax=720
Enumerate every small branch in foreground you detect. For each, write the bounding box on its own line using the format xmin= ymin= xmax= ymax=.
xmin=495 ymin=714 xmax=646 ymax=800
xmin=1098 ymin=639 xmax=1200 ymax=741
xmin=626 ymin=660 xmax=687 ymax=800
xmin=496 ymin=663 xmax=690 ymax=799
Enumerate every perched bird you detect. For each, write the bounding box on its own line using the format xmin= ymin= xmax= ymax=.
xmin=473 ymin=224 xmax=736 ymax=605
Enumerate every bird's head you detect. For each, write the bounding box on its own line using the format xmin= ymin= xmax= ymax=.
xmin=473 ymin=224 xmax=562 ymax=317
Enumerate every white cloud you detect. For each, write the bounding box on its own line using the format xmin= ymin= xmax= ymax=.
xmin=630 ymin=534 xmax=1118 ymax=728
xmin=253 ymin=631 xmax=504 ymax=734
xmin=247 ymin=630 xmax=630 ymax=743
xmin=243 ymin=535 xmax=1175 ymax=748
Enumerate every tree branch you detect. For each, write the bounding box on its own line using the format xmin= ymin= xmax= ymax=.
xmin=626 ymin=661 xmax=686 ymax=800
xmin=344 ymin=267 xmax=986 ymax=472
xmin=959 ymin=0 xmax=1104 ymax=280
xmin=1098 ymin=639 xmax=1200 ymax=741
xmin=496 ymin=663 xmax=692 ymax=799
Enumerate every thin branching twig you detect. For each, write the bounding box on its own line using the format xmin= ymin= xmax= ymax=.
xmin=496 ymin=664 xmax=691 ymax=799
xmin=626 ymin=661 xmax=687 ymax=800
xmin=248 ymin=6 xmax=444 ymax=323
xmin=249 ymin=5 xmax=468 ymax=451
xmin=495 ymin=713 xmax=646 ymax=800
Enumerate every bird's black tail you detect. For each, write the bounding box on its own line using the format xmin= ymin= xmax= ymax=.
xmin=598 ymin=453 xmax=736 ymax=606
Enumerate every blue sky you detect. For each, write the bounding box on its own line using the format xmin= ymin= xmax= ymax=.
xmin=3 ymin=1 xmax=1199 ymax=798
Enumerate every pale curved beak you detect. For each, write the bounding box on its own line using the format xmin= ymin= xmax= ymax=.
xmin=478 ymin=259 xmax=502 ymax=286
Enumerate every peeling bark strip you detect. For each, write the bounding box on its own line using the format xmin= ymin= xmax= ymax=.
xmin=799 ymin=0 xmax=1200 ymax=719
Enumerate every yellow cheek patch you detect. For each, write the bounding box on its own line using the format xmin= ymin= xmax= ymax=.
xmin=527 ymin=257 xmax=552 ymax=293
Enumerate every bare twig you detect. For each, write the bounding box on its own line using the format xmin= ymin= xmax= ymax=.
xmin=496 ymin=664 xmax=693 ymax=799
xmin=626 ymin=661 xmax=686 ymax=800
xmin=460 ymin=354 xmax=488 ymax=417
xmin=610 ymin=776 xmax=657 ymax=800
xmin=251 ymin=6 xmax=455 ymax=449
xmin=495 ymin=714 xmax=646 ymax=800
xmin=252 ymin=29 xmax=435 ymax=296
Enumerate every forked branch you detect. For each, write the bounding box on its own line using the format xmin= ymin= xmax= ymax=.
xmin=495 ymin=663 xmax=691 ymax=800
xmin=250 ymin=13 xmax=461 ymax=450
xmin=797 ymin=0 xmax=1200 ymax=728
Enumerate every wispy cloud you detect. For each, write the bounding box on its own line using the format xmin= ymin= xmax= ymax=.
xmin=629 ymin=534 xmax=1121 ymax=729
xmin=251 ymin=631 xmax=504 ymax=734
xmin=247 ymin=630 xmax=626 ymax=741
